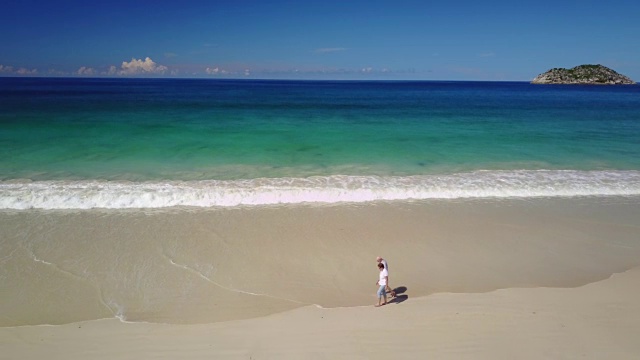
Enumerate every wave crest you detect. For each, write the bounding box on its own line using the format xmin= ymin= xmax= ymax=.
xmin=2 ymin=170 xmax=640 ymax=209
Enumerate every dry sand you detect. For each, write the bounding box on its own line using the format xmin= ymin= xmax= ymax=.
xmin=2 ymin=197 xmax=640 ymax=358
xmin=2 ymin=267 xmax=640 ymax=359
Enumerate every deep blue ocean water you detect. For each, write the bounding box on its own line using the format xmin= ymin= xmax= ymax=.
xmin=1 ymin=77 xmax=640 ymax=208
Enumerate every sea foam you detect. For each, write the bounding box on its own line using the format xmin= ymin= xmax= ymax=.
xmin=1 ymin=170 xmax=640 ymax=210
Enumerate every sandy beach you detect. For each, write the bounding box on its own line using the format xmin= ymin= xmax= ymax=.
xmin=2 ymin=197 xmax=640 ymax=358
xmin=3 ymin=267 xmax=640 ymax=359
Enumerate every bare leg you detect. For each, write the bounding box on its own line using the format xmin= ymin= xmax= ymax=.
xmin=386 ymin=285 xmax=396 ymax=297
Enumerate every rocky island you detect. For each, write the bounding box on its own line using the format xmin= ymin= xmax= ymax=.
xmin=531 ymin=64 xmax=635 ymax=85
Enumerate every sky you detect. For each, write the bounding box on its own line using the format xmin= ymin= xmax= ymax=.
xmin=1 ymin=0 xmax=639 ymax=81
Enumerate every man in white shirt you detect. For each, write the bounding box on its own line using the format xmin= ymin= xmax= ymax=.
xmin=376 ymin=256 xmax=396 ymax=297
xmin=376 ymin=262 xmax=389 ymax=307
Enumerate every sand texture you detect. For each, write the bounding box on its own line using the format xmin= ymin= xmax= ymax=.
xmin=2 ymin=197 xmax=640 ymax=358
xmin=2 ymin=267 xmax=640 ymax=359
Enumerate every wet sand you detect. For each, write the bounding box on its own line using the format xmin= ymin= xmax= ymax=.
xmin=2 ymin=196 xmax=640 ymax=358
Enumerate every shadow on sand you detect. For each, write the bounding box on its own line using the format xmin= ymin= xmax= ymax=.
xmin=387 ymin=286 xmax=408 ymax=304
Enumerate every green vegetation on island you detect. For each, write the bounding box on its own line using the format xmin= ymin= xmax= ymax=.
xmin=532 ymin=64 xmax=635 ymax=85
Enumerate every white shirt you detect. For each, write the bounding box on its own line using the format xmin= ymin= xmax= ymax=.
xmin=381 ymin=259 xmax=389 ymax=272
xmin=379 ymin=268 xmax=388 ymax=286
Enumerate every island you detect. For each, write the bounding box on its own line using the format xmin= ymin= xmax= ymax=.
xmin=531 ymin=64 xmax=635 ymax=85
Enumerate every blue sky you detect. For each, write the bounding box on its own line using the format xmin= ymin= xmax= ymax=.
xmin=1 ymin=0 xmax=638 ymax=80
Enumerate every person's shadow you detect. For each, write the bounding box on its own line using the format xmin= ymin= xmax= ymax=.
xmin=388 ymin=286 xmax=408 ymax=304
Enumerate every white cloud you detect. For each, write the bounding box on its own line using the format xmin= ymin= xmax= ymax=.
xmin=0 ymin=65 xmax=38 ymax=75
xmin=77 ymin=66 xmax=96 ymax=76
xmin=244 ymin=69 xmax=251 ymax=76
xmin=206 ymin=67 xmax=228 ymax=75
xmin=16 ymin=68 xmax=38 ymax=75
xmin=117 ymin=57 xmax=168 ymax=75
xmin=0 ymin=65 xmax=14 ymax=73
xmin=361 ymin=67 xmax=373 ymax=73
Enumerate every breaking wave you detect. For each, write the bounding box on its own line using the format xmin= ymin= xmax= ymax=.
xmin=2 ymin=170 xmax=640 ymax=210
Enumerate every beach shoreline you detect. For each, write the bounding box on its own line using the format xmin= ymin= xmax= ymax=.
xmin=3 ymin=266 xmax=640 ymax=359
xmin=2 ymin=196 xmax=639 ymax=323
xmin=2 ymin=196 xmax=640 ymax=358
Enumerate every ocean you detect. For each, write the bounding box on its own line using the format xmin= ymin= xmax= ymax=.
xmin=2 ymin=78 xmax=640 ymax=209
xmin=2 ymin=78 xmax=640 ymax=327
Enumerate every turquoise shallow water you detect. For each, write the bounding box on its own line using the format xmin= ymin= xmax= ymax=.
xmin=1 ymin=78 xmax=640 ymax=208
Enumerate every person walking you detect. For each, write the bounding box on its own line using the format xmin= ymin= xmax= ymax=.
xmin=375 ymin=262 xmax=388 ymax=307
xmin=376 ymin=256 xmax=396 ymax=297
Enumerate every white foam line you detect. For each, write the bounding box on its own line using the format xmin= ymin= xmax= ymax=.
xmin=32 ymin=255 xmax=53 ymax=266
xmin=106 ymin=299 xmax=129 ymax=323
xmin=3 ymin=170 xmax=640 ymax=209
xmin=25 ymin=247 xmax=76 ymax=278
xmin=23 ymin=246 xmax=122 ymax=321
xmin=164 ymin=254 xmax=309 ymax=306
